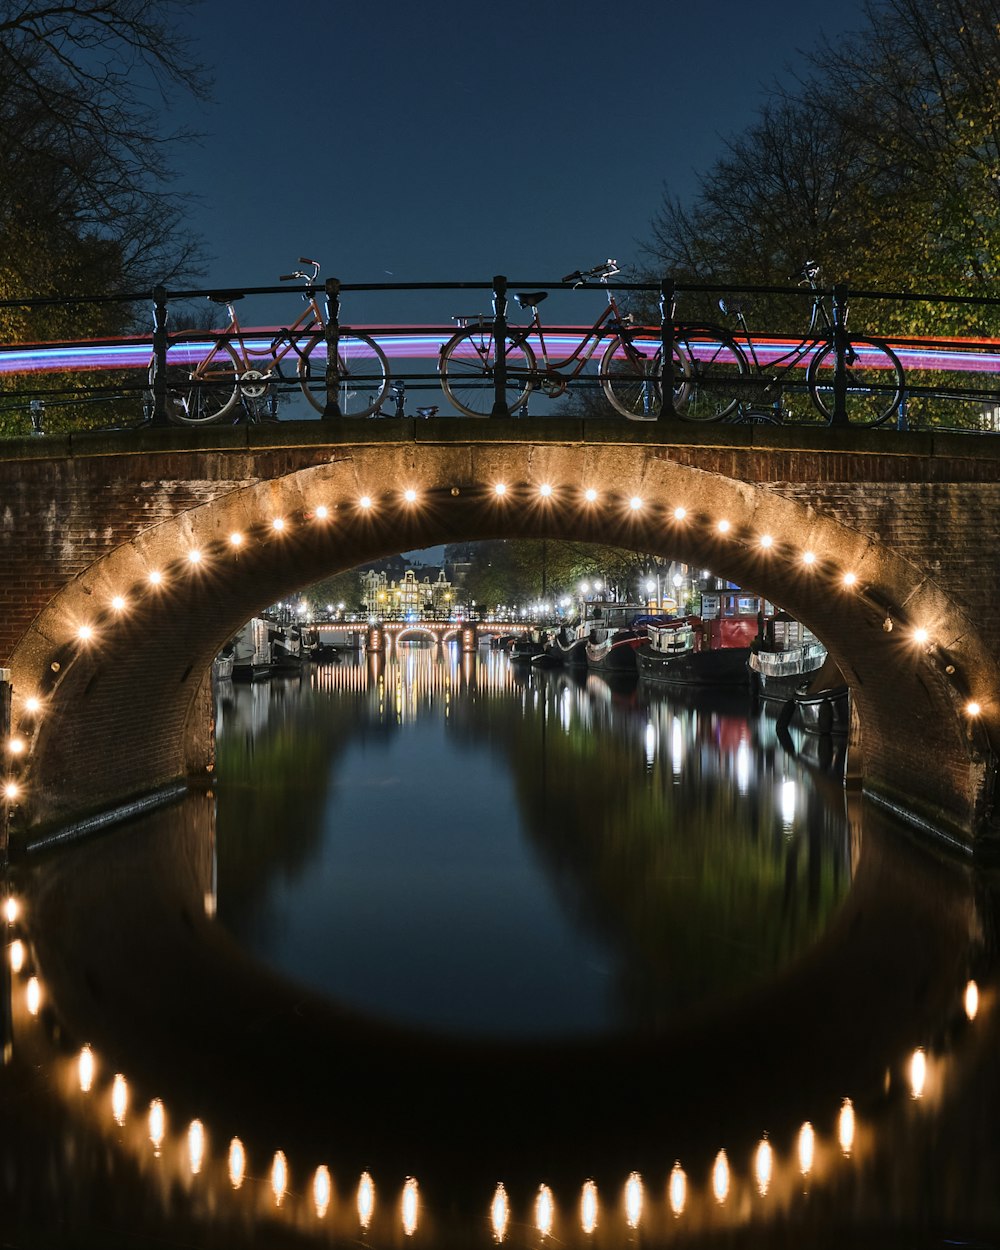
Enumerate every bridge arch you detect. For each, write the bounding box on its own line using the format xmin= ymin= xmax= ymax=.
xmin=1 ymin=427 xmax=997 ymax=847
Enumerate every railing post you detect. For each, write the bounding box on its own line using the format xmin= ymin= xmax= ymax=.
xmin=659 ymin=278 xmax=677 ymax=419
xmin=150 ymin=285 xmax=170 ymax=427
xmin=323 ymin=277 xmax=342 ymax=419
xmin=832 ymin=282 xmax=850 ymax=427
xmin=492 ymin=274 xmax=509 ymax=417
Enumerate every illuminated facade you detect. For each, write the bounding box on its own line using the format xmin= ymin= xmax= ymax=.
xmin=360 ymin=567 xmax=453 ymax=618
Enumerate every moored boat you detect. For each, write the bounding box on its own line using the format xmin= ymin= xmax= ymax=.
xmin=585 ymin=626 xmax=644 ymax=673
xmin=535 ymin=625 xmax=588 ymax=668
xmin=231 ymin=617 xmax=271 ymax=681
xmin=637 ymin=616 xmax=752 ymax=687
xmin=509 ymin=629 xmax=545 ymax=663
xmin=749 ymin=613 xmax=849 ymax=734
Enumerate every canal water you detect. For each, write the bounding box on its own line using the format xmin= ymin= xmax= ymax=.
xmin=1 ymin=646 xmax=998 ymax=1247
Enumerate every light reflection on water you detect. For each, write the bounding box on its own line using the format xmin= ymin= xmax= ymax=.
xmin=0 ymin=646 xmax=997 ymax=1246
xmin=213 ymin=649 xmax=853 ymax=1040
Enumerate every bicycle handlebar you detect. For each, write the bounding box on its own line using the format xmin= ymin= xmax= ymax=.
xmin=280 ymin=258 xmax=322 ymax=283
xmin=562 ymin=259 xmax=621 ymax=285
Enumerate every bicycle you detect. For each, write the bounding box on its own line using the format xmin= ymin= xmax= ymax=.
xmin=150 ymin=258 xmax=390 ymax=424
xmin=437 ymin=260 xmax=688 ymax=420
xmin=676 ymin=261 xmax=906 ymax=426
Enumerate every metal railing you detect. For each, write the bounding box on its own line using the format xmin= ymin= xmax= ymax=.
xmin=2 ymin=272 xmax=1000 ymax=435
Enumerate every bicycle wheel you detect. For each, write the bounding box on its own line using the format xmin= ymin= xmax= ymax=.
xmin=439 ymin=326 xmax=535 ymax=417
xmin=149 ymin=336 xmax=241 ymax=424
xmin=807 ymin=337 xmax=905 ymax=427
xmin=298 ymin=332 xmax=390 ymax=416
xmin=599 ymin=333 xmax=690 ymax=419
xmin=674 ymin=325 xmax=749 ymax=421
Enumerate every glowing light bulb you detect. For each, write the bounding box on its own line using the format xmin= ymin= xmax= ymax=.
xmin=228 ymin=1137 xmax=246 ymax=1189
xmin=759 ymin=533 xmax=774 ymax=549
xmin=271 ymin=1150 xmax=288 ymax=1204
xmin=624 ymin=1171 xmax=643 ymax=1228
xmin=357 ymin=1172 xmax=375 ymax=1229
xmin=802 ymin=550 xmax=816 ymax=565
xmin=8 ymin=939 xmax=23 ymax=973
xmin=965 ymin=979 xmax=979 ymax=1020
xmin=404 ymin=489 xmax=417 ymax=503
xmin=491 ymin=1182 xmax=510 ymax=1242
xmin=580 ymin=1180 xmax=598 ymax=1234
xmin=839 ymin=1097 xmax=855 ymax=1156
xmin=148 ymin=1099 xmax=165 ymax=1151
xmin=712 ymin=1150 xmax=730 ymax=1204
xmin=6 ymin=737 xmax=24 ymax=757
xmin=111 ymin=595 xmax=127 ymax=612
xmin=401 ymin=1177 xmax=419 ymax=1236
xmin=26 ymin=976 xmax=40 ymax=1017
xmin=314 ymin=505 xmax=329 ymax=520
xmin=494 ymin=482 xmax=507 ymax=497
xmin=798 ymin=1121 xmax=815 ymax=1175
xmin=913 ymin=626 xmax=929 ymax=644
xmin=4 ymin=897 xmax=17 ymax=924
xmin=76 ymin=624 xmax=94 ymax=642
xmin=358 ymin=496 xmax=372 ymax=510
xmin=717 ymin=518 xmax=731 ymax=534
xmin=228 ymin=531 xmax=244 ymax=547
xmin=188 ymin=1119 xmax=205 ymax=1174
xmin=673 ymin=506 xmax=687 ymax=520
xmin=539 ymin=483 xmax=553 ymax=497
xmin=629 ymin=496 xmax=643 ymax=511
xmin=24 ymin=697 xmax=40 ymax=714
xmin=111 ymin=1073 xmax=127 ymax=1125
xmin=530 ymin=1184 xmax=553 ymax=1237
xmin=148 ymin=570 xmax=163 ymax=586
xmin=584 ymin=487 xmax=598 ymax=502
xmin=910 ymin=1047 xmax=927 ymax=1098
xmin=78 ymin=1045 xmax=95 ymax=1093
xmin=313 ymin=1165 xmax=332 ymax=1219
xmin=842 ymin=570 xmax=857 ymax=587
xmin=4 ymin=782 xmax=19 ymax=801
xmin=755 ymin=1138 xmax=773 ymax=1196
xmin=187 ymin=549 xmax=202 ymax=565
xmin=669 ymin=1162 xmax=687 ymax=1216
xmin=271 ymin=516 xmax=286 ymax=531
xmin=967 ymin=700 xmax=982 ymax=717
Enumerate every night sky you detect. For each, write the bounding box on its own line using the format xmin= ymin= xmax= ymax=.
xmin=167 ymin=0 xmax=869 ymax=323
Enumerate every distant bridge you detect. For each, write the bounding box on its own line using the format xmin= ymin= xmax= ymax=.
xmin=1 ymin=418 xmax=999 ymax=851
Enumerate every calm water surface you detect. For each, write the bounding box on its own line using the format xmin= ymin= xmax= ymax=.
xmin=1 ymin=646 xmax=998 ymax=1248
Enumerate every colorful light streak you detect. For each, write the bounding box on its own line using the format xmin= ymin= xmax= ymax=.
xmin=5 ymin=328 xmax=1000 ymax=377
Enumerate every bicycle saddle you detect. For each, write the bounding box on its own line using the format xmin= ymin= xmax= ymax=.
xmin=514 ymin=291 xmax=548 ymax=309
xmin=207 ymin=291 xmax=245 ymax=304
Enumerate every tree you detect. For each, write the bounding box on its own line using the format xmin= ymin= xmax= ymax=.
xmin=0 ymin=1 xmax=209 ymax=433
xmin=644 ymin=0 xmax=1000 ymax=337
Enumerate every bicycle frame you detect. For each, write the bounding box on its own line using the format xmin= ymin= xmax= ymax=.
xmin=507 ymin=291 xmax=631 ymax=392
xmin=728 ymin=281 xmax=835 ymax=389
xmin=211 ymin=294 xmax=325 ymax=380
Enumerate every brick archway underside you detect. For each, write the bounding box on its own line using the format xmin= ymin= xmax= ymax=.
xmin=3 ymin=426 xmax=998 ymax=845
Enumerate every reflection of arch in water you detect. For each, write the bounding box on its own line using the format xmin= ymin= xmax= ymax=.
xmin=13 ymin=774 xmax=982 ymax=1214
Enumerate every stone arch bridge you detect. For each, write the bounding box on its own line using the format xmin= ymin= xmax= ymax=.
xmin=2 ymin=419 xmax=999 ymax=852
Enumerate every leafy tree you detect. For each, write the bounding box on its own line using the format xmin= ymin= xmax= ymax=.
xmin=643 ymin=0 xmax=1000 ymax=427
xmin=0 ymin=1 xmax=209 ymax=433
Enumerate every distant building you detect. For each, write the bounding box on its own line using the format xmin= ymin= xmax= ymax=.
xmin=360 ymin=566 xmax=454 ymax=617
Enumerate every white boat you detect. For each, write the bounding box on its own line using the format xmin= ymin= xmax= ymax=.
xmin=231 ymin=618 xmax=271 ymax=681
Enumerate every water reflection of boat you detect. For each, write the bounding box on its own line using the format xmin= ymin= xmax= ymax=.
xmin=636 ymin=617 xmax=750 ymax=687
